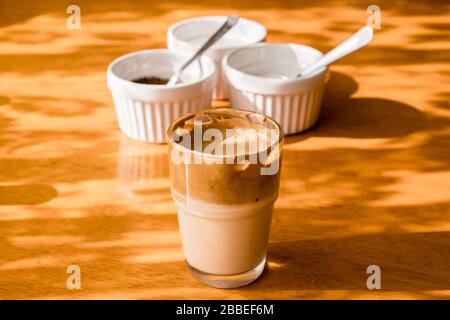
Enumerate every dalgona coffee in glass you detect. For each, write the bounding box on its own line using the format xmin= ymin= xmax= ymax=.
xmin=167 ymin=108 xmax=283 ymax=288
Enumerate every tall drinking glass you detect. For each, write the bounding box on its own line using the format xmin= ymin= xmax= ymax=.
xmin=167 ymin=108 xmax=283 ymax=288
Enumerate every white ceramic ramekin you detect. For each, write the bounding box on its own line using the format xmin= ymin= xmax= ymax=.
xmin=107 ymin=49 xmax=216 ymax=143
xmin=223 ymin=43 xmax=329 ymax=135
xmin=167 ymin=16 xmax=267 ymax=100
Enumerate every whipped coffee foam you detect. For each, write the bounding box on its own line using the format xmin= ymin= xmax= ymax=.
xmin=172 ymin=109 xmax=279 ymax=157
xmin=168 ymin=108 xmax=283 ymax=204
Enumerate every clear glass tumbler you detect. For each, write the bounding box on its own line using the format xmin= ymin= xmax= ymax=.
xmin=167 ymin=108 xmax=283 ymax=288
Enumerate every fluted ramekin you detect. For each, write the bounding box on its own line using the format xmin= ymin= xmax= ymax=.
xmin=107 ymin=49 xmax=216 ymax=143
xmin=167 ymin=16 xmax=267 ymax=100
xmin=223 ymin=43 xmax=329 ymax=135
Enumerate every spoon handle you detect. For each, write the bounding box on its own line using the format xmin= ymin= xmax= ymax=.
xmin=168 ymin=15 xmax=239 ymax=85
xmin=299 ymin=26 xmax=373 ymax=77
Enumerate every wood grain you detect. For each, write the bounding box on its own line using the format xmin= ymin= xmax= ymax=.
xmin=0 ymin=0 xmax=449 ymax=299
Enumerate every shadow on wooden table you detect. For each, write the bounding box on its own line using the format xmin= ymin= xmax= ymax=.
xmin=0 ymin=184 xmax=57 ymax=205
xmin=286 ymin=71 xmax=448 ymax=143
xmin=1 ymin=0 xmax=447 ymax=28
xmin=257 ymin=231 xmax=450 ymax=291
xmin=267 ymin=71 xmax=450 ymax=294
xmin=0 ymin=0 xmax=448 ymax=299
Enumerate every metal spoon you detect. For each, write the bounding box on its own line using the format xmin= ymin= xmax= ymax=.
xmin=167 ymin=14 xmax=240 ymax=85
xmin=297 ymin=26 xmax=374 ymax=78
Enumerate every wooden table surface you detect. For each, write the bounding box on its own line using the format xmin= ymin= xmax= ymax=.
xmin=1 ymin=0 xmax=449 ymax=300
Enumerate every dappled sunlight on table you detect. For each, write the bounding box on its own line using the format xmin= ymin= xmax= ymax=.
xmin=0 ymin=0 xmax=449 ymax=299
